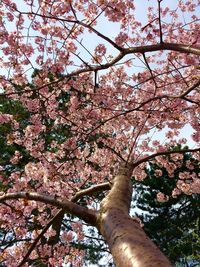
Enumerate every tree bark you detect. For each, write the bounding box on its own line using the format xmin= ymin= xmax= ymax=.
xmin=97 ymin=163 xmax=172 ymax=267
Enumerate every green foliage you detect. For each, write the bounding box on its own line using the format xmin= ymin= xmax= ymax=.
xmin=0 ymin=96 xmax=31 ymax=178
xmin=132 ymin=151 xmax=200 ymax=266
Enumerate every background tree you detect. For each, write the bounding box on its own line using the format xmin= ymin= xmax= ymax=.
xmin=133 ymin=148 xmax=200 ymax=266
xmin=0 ymin=0 xmax=200 ymax=266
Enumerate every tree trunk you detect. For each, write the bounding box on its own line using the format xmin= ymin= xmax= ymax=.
xmin=97 ymin=163 xmax=172 ymax=267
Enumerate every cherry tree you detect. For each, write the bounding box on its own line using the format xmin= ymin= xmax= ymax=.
xmin=0 ymin=0 xmax=200 ymax=266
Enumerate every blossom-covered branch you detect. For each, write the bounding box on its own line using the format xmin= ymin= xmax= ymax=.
xmin=0 ymin=43 xmax=200 ymax=98
xmin=0 ymin=192 xmax=97 ymax=226
xmin=133 ymin=148 xmax=200 ymax=167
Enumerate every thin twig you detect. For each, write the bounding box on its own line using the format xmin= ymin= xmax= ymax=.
xmin=158 ymin=0 xmax=163 ymax=43
xmin=142 ymin=53 xmax=157 ymax=88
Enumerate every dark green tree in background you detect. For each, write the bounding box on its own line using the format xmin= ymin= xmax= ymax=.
xmin=133 ymin=150 xmax=200 ymax=267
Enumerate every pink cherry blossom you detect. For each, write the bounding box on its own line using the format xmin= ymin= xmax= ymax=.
xmin=156 ymin=192 xmax=169 ymax=203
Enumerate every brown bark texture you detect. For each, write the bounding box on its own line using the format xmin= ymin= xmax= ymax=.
xmin=97 ymin=163 xmax=172 ymax=267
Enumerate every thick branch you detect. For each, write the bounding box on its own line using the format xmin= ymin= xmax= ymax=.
xmin=125 ymin=43 xmax=200 ymax=56
xmin=16 ymin=182 xmax=111 ymax=266
xmin=0 ymin=192 xmax=97 ymax=226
